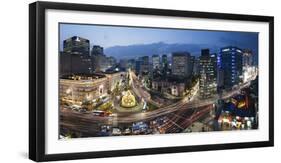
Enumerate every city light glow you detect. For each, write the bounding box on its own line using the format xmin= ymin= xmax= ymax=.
xmin=59 ymin=24 xmax=258 ymax=139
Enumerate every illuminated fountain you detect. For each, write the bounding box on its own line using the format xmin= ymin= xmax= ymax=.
xmin=121 ymin=90 xmax=136 ymax=108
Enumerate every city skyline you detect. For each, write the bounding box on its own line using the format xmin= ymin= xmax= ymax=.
xmin=60 ymin=23 xmax=259 ymax=59
xmin=59 ymin=23 xmax=259 ymax=139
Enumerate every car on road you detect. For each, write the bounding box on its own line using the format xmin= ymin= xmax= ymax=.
xmin=73 ymin=108 xmax=79 ymax=112
xmin=79 ymin=108 xmax=87 ymax=113
xmin=97 ymin=126 xmax=111 ymax=136
xmin=101 ymin=125 xmax=111 ymax=131
xmin=123 ymin=128 xmax=131 ymax=135
xmin=109 ymin=113 xmax=117 ymax=117
xmin=92 ymin=110 xmax=106 ymax=116
xmin=71 ymin=104 xmax=81 ymax=111
xmin=112 ymin=128 xmax=122 ymax=136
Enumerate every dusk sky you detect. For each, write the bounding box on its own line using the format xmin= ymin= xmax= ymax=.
xmin=59 ymin=23 xmax=258 ymax=56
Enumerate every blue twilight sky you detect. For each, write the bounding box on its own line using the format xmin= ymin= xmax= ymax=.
xmin=59 ymin=23 xmax=258 ymax=55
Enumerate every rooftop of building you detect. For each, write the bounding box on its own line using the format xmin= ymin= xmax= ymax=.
xmin=172 ymin=52 xmax=190 ymax=56
xmin=64 ymin=36 xmax=90 ymax=42
xmin=220 ymin=46 xmax=243 ymax=53
xmin=60 ymin=73 xmax=106 ymax=81
xmin=60 ymin=70 xmax=125 ymax=80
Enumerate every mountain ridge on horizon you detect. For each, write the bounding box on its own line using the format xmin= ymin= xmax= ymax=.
xmin=104 ymin=42 xmax=219 ymax=59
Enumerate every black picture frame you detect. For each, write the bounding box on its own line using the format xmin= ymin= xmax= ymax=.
xmin=29 ymin=1 xmax=274 ymax=162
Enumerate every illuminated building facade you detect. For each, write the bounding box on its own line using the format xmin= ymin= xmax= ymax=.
xmin=242 ymin=49 xmax=257 ymax=83
xmin=151 ymin=80 xmax=186 ymax=97
xmin=162 ymin=55 xmax=168 ymax=69
xmin=139 ymin=56 xmax=150 ymax=74
xmin=218 ymin=46 xmax=243 ymax=89
xmin=171 ymin=52 xmax=191 ymax=77
xmin=60 ymin=36 xmax=92 ymax=75
xmin=59 ymin=72 xmax=125 ymax=103
xmin=63 ymin=36 xmax=90 ymax=56
xmin=199 ymin=49 xmax=217 ymax=98
xmin=243 ymin=49 xmax=253 ymax=67
xmin=60 ymin=75 xmax=108 ymax=103
xmin=152 ymin=55 xmax=161 ymax=70
xmin=91 ymin=45 xmax=107 ymax=72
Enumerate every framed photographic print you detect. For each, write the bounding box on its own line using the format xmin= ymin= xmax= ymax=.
xmin=29 ymin=1 xmax=274 ymax=162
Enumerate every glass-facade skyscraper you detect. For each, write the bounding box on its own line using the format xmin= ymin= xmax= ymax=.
xmin=152 ymin=54 xmax=161 ymax=70
xmin=172 ymin=52 xmax=191 ymax=77
xmin=218 ymin=46 xmax=243 ymax=89
xmin=60 ymin=36 xmax=92 ymax=75
xmin=63 ymin=36 xmax=90 ymax=56
xmin=199 ymin=49 xmax=217 ymax=99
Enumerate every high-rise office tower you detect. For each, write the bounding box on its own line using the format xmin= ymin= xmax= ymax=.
xmin=63 ymin=36 xmax=90 ymax=56
xmin=218 ymin=46 xmax=243 ymax=89
xmin=199 ymin=49 xmax=217 ymax=98
xmin=60 ymin=36 xmax=91 ymax=75
xmin=171 ymin=52 xmax=191 ymax=77
xmin=139 ymin=56 xmax=150 ymax=74
xmin=162 ymin=54 xmax=168 ymax=75
xmin=152 ymin=55 xmax=161 ymax=70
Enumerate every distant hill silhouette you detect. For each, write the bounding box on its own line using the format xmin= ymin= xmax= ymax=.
xmin=104 ymin=42 xmax=219 ymax=59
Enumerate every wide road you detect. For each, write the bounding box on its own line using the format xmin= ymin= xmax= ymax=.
xmin=61 ymin=80 xmax=251 ymax=125
xmin=113 ymin=71 xmax=251 ymax=123
xmin=60 ymin=104 xmax=214 ymax=137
